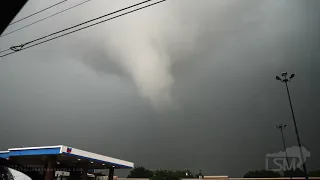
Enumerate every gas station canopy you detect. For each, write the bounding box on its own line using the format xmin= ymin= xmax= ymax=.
xmin=0 ymin=145 xmax=134 ymax=170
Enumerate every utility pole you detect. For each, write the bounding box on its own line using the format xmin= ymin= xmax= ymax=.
xmin=276 ymin=72 xmax=308 ymax=180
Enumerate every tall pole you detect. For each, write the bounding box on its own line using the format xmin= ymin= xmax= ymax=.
xmin=276 ymin=72 xmax=308 ymax=180
xmin=285 ymin=81 xmax=308 ymax=179
xmin=275 ymin=124 xmax=292 ymax=179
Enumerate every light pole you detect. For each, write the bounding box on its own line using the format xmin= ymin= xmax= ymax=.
xmin=275 ymin=124 xmax=292 ymax=179
xmin=276 ymin=72 xmax=308 ymax=180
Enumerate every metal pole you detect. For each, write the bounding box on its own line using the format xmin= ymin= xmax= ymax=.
xmin=279 ymin=127 xmax=292 ymax=179
xmin=108 ymin=168 xmax=114 ymax=180
xmin=284 ymin=82 xmax=308 ymax=180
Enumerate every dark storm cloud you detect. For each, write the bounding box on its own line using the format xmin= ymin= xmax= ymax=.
xmin=0 ymin=0 xmax=320 ymax=177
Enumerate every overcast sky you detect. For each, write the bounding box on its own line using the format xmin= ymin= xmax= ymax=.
xmin=0 ymin=0 xmax=319 ymax=177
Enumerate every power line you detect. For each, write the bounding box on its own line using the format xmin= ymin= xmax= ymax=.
xmin=9 ymin=0 xmax=68 ymax=26
xmin=22 ymin=0 xmax=154 ymax=46
xmin=0 ymin=48 xmax=11 ymax=54
xmin=0 ymin=0 xmax=163 ymax=58
xmin=1 ymin=0 xmax=92 ymax=38
xmin=0 ymin=0 xmax=167 ymax=58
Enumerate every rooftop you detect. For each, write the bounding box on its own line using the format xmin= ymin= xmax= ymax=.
xmin=0 ymin=145 xmax=134 ymax=169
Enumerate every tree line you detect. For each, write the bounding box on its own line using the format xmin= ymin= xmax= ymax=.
xmin=127 ymin=166 xmax=320 ymax=179
xmin=127 ymin=166 xmax=203 ymax=180
xmin=243 ymin=169 xmax=320 ymax=178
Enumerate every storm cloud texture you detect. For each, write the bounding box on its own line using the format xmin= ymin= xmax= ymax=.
xmin=0 ymin=0 xmax=319 ymax=177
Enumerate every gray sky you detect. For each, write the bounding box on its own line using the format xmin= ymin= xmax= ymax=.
xmin=0 ymin=0 xmax=319 ymax=177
